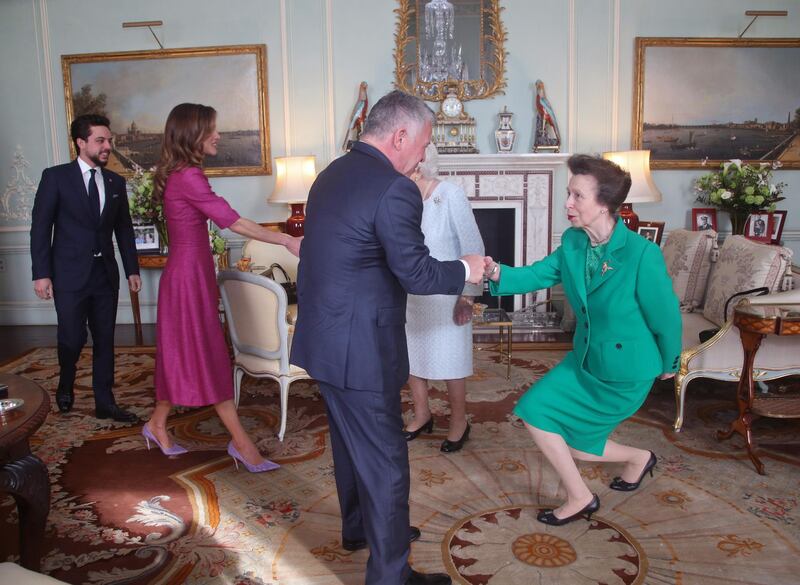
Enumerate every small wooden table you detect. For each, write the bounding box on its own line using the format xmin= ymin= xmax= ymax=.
xmin=130 ymin=254 xmax=168 ymax=345
xmin=0 ymin=374 xmax=51 ymax=570
xmin=717 ymin=300 xmax=800 ymax=474
xmin=473 ymin=309 xmax=514 ymax=379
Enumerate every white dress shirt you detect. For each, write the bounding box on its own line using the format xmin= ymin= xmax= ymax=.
xmin=77 ymin=157 xmax=106 ymax=215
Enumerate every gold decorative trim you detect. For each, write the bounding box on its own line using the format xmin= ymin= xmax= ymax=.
xmin=394 ymin=0 xmax=507 ymax=101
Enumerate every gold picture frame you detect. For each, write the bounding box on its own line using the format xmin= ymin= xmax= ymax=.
xmin=394 ymin=0 xmax=507 ymax=102
xmin=632 ymin=37 xmax=800 ymax=169
xmin=62 ymin=44 xmax=271 ymax=177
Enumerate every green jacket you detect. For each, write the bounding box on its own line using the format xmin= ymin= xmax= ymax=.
xmin=490 ymin=219 xmax=682 ymax=382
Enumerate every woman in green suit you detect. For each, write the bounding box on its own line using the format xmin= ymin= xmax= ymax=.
xmin=485 ymin=154 xmax=681 ymax=526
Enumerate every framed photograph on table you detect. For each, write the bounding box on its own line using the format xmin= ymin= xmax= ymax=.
xmin=744 ymin=212 xmax=773 ymax=243
xmin=691 ymin=208 xmax=717 ymax=232
xmin=637 ymin=221 xmax=665 ymax=245
xmin=62 ymin=44 xmax=271 ymax=177
xmin=632 ymin=37 xmax=800 ymax=169
xmin=133 ymin=224 xmax=160 ymax=252
xmin=771 ymin=210 xmax=787 ymax=244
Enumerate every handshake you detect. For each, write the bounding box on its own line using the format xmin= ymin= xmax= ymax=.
xmin=460 ymin=255 xmax=502 ymax=285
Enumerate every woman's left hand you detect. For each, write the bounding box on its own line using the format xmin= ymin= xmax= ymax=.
xmin=453 ymin=296 xmax=474 ymax=326
xmin=659 ymin=372 xmax=676 ymax=380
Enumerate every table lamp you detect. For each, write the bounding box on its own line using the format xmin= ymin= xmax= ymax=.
xmin=601 ymin=150 xmax=661 ymax=231
xmin=269 ymin=155 xmax=317 ymax=236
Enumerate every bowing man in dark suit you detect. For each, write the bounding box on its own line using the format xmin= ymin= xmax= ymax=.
xmin=30 ymin=114 xmax=141 ymax=423
xmin=291 ymin=91 xmax=485 ymax=585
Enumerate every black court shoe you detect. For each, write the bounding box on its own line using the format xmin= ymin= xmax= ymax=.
xmin=440 ymin=423 xmax=470 ymax=453
xmin=537 ymin=494 xmax=600 ymax=526
xmin=403 ymin=417 xmax=434 ymax=441
xmin=610 ymin=451 xmax=657 ymax=491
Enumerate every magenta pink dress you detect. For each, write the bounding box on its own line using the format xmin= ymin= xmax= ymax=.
xmin=154 ymin=167 xmax=240 ymax=406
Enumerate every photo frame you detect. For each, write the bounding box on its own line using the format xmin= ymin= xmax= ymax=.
xmin=62 ymin=44 xmax=271 ymax=177
xmin=744 ymin=212 xmax=774 ymax=244
xmin=637 ymin=221 xmax=665 ymax=245
xmin=691 ymin=208 xmax=718 ymax=232
xmin=632 ymin=37 xmax=800 ymax=169
xmin=134 ymin=224 xmax=160 ymax=252
xmin=771 ymin=210 xmax=788 ymax=244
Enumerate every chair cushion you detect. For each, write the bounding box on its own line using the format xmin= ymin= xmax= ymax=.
xmin=702 ymin=235 xmax=793 ymax=326
xmin=662 ymin=229 xmax=717 ymax=312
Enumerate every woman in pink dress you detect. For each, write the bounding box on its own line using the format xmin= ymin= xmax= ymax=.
xmin=141 ymin=103 xmax=301 ymax=472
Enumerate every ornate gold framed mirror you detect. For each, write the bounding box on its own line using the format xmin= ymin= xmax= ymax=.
xmin=394 ymin=0 xmax=507 ymax=101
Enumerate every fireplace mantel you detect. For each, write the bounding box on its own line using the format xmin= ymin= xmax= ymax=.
xmin=436 ymin=153 xmax=570 ymax=308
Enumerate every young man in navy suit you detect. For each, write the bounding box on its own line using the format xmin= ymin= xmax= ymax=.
xmin=292 ymin=91 xmax=486 ymax=585
xmin=30 ymin=114 xmax=141 ymax=423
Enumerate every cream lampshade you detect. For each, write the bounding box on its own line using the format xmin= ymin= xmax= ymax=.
xmin=602 ymin=150 xmax=662 ymax=231
xmin=269 ymin=155 xmax=317 ymax=236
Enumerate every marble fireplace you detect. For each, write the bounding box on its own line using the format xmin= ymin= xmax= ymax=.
xmin=437 ymin=153 xmax=569 ymax=310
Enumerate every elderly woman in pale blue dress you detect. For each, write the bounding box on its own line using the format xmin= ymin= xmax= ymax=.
xmin=404 ymin=143 xmax=485 ymax=452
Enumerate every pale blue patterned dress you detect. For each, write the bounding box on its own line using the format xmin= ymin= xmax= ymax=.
xmin=406 ymin=181 xmax=485 ymax=380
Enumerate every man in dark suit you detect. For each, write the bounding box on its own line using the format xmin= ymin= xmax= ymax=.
xmin=30 ymin=114 xmax=141 ymax=423
xmin=292 ymin=91 xmax=485 ymax=585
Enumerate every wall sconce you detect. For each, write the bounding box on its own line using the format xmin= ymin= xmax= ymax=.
xmin=602 ymin=150 xmax=662 ymax=231
xmin=269 ymin=155 xmax=317 ymax=236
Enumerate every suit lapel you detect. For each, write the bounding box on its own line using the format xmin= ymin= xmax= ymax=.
xmin=99 ymin=173 xmax=116 ymax=224
xmin=562 ymin=231 xmax=588 ymax=307
xmin=586 ymin=219 xmax=627 ymax=295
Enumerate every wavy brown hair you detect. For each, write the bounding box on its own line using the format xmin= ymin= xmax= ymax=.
xmin=152 ymin=103 xmax=217 ymax=202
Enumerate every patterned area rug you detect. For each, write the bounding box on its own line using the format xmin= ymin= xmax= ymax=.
xmin=1 ymin=346 xmax=799 ymax=584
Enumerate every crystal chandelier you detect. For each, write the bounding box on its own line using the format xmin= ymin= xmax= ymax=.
xmin=419 ymin=0 xmax=463 ymax=83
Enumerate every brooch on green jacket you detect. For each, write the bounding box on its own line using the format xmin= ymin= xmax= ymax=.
xmin=601 ymin=261 xmax=614 ymax=276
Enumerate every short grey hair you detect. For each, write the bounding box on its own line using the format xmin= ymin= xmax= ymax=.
xmin=361 ymin=90 xmax=434 ymax=139
xmin=416 ymin=143 xmax=439 ymax=179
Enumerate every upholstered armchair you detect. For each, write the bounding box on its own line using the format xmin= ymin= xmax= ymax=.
xmin=218 ymin=270 xmax=311 ymax=441
xmin=663 ymin=230 xmax=797 ymax=431
xmin=241 ymin=239 xmax=299 ymax=324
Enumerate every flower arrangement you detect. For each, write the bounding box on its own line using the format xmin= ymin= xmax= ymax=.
xmin=209 ymin=227 xmax=227 ymax=255
xmin=127 ymin=165 xmax=167 ymax=247
xmin=695 ymin=159 xmax=785 ymax=213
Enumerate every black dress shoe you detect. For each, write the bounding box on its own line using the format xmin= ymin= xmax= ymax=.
xmin=537 ymin=494 xmax=600 ymax=526
xmin=440 ymin=423 xmax=470 ymax=453
xmin=405 ymin=569 xmax=452 ymax=585
xmin=95 ymin=405 xmax=140 ymax=423
xmin=55 ymin=386 xmax=74 ymax=413
xmin=342 ymin=526 xmax=421 ymax=552
xmin=403 ymin=417 xmax=434 ymax=441
xmin=610 ymin=451 xmax=657 ymax=491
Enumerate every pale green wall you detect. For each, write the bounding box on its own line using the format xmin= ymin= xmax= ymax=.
xmin=0 ymin=0 xmax=797 ymax=324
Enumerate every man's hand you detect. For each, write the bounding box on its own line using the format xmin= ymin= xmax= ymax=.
xmin=453 ymin=296 xmax=473 ymax=326
xmin=128 ymin=275 xmax=142 ymax=293
xmin=33 ymin=278 xmax=53 ymax=300
xmin=461 ymin=254 xmax=486 ymax=284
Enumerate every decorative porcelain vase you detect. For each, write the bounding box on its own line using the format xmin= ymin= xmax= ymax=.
xmin=495 ymin=106 xmax=516 ymax=153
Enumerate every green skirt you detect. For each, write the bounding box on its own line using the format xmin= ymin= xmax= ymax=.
xmin=513 ymin=351 xmax=654 ymax=455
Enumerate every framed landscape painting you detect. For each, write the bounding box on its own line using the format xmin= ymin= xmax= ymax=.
xmin=632 ymin=38 xmax=800 ymax=169
xmin=62 ymin=44 xmax=271 ymax=177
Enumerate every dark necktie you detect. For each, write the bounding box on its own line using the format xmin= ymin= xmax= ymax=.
xmin=88 ymin=168 xmax=101 ymax=221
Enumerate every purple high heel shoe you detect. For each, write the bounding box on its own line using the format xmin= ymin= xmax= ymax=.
xmin=142 ymin=423 xmax=188 ymax=456
xmin=227 ymin=441 xmax=280 ymax=473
